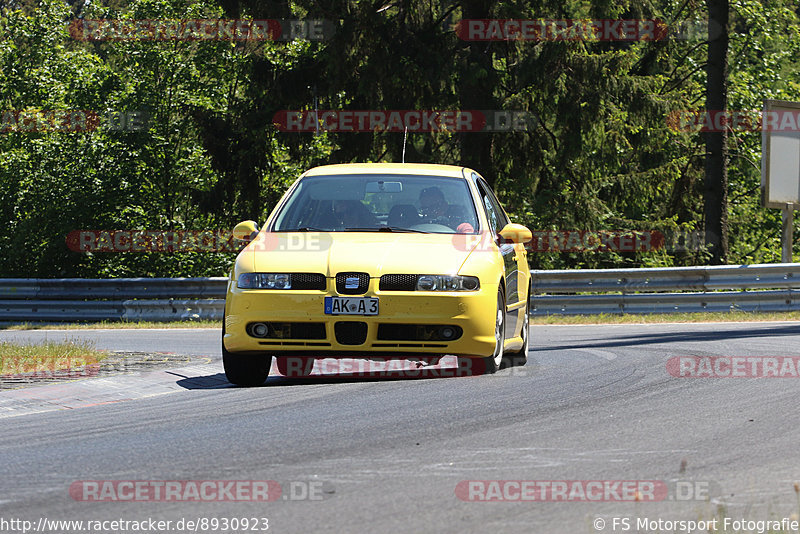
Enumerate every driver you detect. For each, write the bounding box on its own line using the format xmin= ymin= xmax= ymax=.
xmin=418 ymin=186 xmax=475 ymax=232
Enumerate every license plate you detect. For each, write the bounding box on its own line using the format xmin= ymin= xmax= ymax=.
xmin=324 ymin=297 xmax=379 ymax=315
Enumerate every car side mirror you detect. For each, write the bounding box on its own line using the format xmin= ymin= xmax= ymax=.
xmin=498 ymin=223 xmax=532 ymax=244
xmin=232 ymin=220 xmax=260 ymax=242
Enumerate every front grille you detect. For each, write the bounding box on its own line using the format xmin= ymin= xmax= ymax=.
xmin=291 ymin=273 xmax=326 ymax=290
xmin=334 ymin=321 xmax=368 ymax=345
xmin=377 ymin=324 xmax=462 ymax=341
xmin=336 ymin=272 xmax=370 ymax=295
xmin=379 ymin=274 xmax=418 ymax=291
xmin=248 ymin=322 xmax=326 ymax=339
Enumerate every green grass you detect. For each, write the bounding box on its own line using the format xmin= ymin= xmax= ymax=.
xmin=0 ymin=340 xmax=107 ymax=375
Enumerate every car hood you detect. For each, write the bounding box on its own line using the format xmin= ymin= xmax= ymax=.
xmin=243 ymin=231 xmax=478 ymax=277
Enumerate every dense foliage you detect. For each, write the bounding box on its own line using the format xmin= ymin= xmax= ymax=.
xmin=1 ymin=0 xmax=799 ymax=277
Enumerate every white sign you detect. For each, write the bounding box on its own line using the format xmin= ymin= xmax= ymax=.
xmin=762 ymin=99 xmax=800 ymax=208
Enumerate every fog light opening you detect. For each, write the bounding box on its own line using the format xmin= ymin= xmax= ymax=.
xmin=250 ymin=323 xmax=269 ymax=338
xmin=439 ymin=326 xmax=456 ymax=340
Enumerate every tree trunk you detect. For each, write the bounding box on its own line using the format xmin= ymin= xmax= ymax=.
xmin=704 ymin=0 xmax=729 ymax=264
xmin=458 ymin=0 xmax=496 ymax=186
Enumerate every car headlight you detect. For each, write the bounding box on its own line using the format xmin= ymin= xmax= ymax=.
xmin=416 ymin=275 xmax=480 ymax=291
xmin=238 ymin=273 xmax=292 ymax=289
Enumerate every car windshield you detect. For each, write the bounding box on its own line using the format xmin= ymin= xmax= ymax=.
xmin=271 ymin=174 xmax=480 ymax=234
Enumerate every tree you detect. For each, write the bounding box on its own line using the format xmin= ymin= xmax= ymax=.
xmin=704 ymin=0 xmax=729 ymax=264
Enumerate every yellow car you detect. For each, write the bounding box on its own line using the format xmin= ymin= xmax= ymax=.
xmin=222 ymin=163 xmax=532 ymax=385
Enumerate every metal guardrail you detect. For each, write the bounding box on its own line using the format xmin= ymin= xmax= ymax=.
xmin=0 ymin=278 xmax=227 ymax=321
xmin=1 ymin=263 xmax=800 ymax=321
xmin=531 ymin=263 xmax=800 ymax=315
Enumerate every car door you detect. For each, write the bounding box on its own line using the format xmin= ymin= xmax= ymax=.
xmin=473 ymin=175 xmax=520 ymax=340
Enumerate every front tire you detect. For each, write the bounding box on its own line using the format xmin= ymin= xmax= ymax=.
xmin=222 ymin=319 xmax=271 ymax=386
xmin=481 ymin=288 xmax=507 ymax=374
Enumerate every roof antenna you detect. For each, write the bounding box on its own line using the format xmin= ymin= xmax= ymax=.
xmin=313 ymin=85 xmax=319 ymax=136
xmin=402 ymin=126 xmax=408 ymax=163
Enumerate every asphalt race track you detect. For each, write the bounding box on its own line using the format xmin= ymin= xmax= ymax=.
xmin=2 ymin=322 xmax=800 ymax=534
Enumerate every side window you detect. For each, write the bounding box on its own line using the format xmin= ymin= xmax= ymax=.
xmin=475 ymin=177 xmax=508 ymax=233
xmin=483 ymin=196 xmax=499 ymax=233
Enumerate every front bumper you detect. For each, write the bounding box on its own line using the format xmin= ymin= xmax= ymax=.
xmin=223 ymin=279 xmax=499 ymax=358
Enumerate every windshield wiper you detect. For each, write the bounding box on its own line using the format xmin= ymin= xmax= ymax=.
xmin=344 ymin=226 xmax=430 ymax=234
xmin=280 ymin=227 xmax=326 ymax=232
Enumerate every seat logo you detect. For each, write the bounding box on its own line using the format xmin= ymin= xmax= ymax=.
xmin=345 ymin=277 xmax=360 ymax=289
